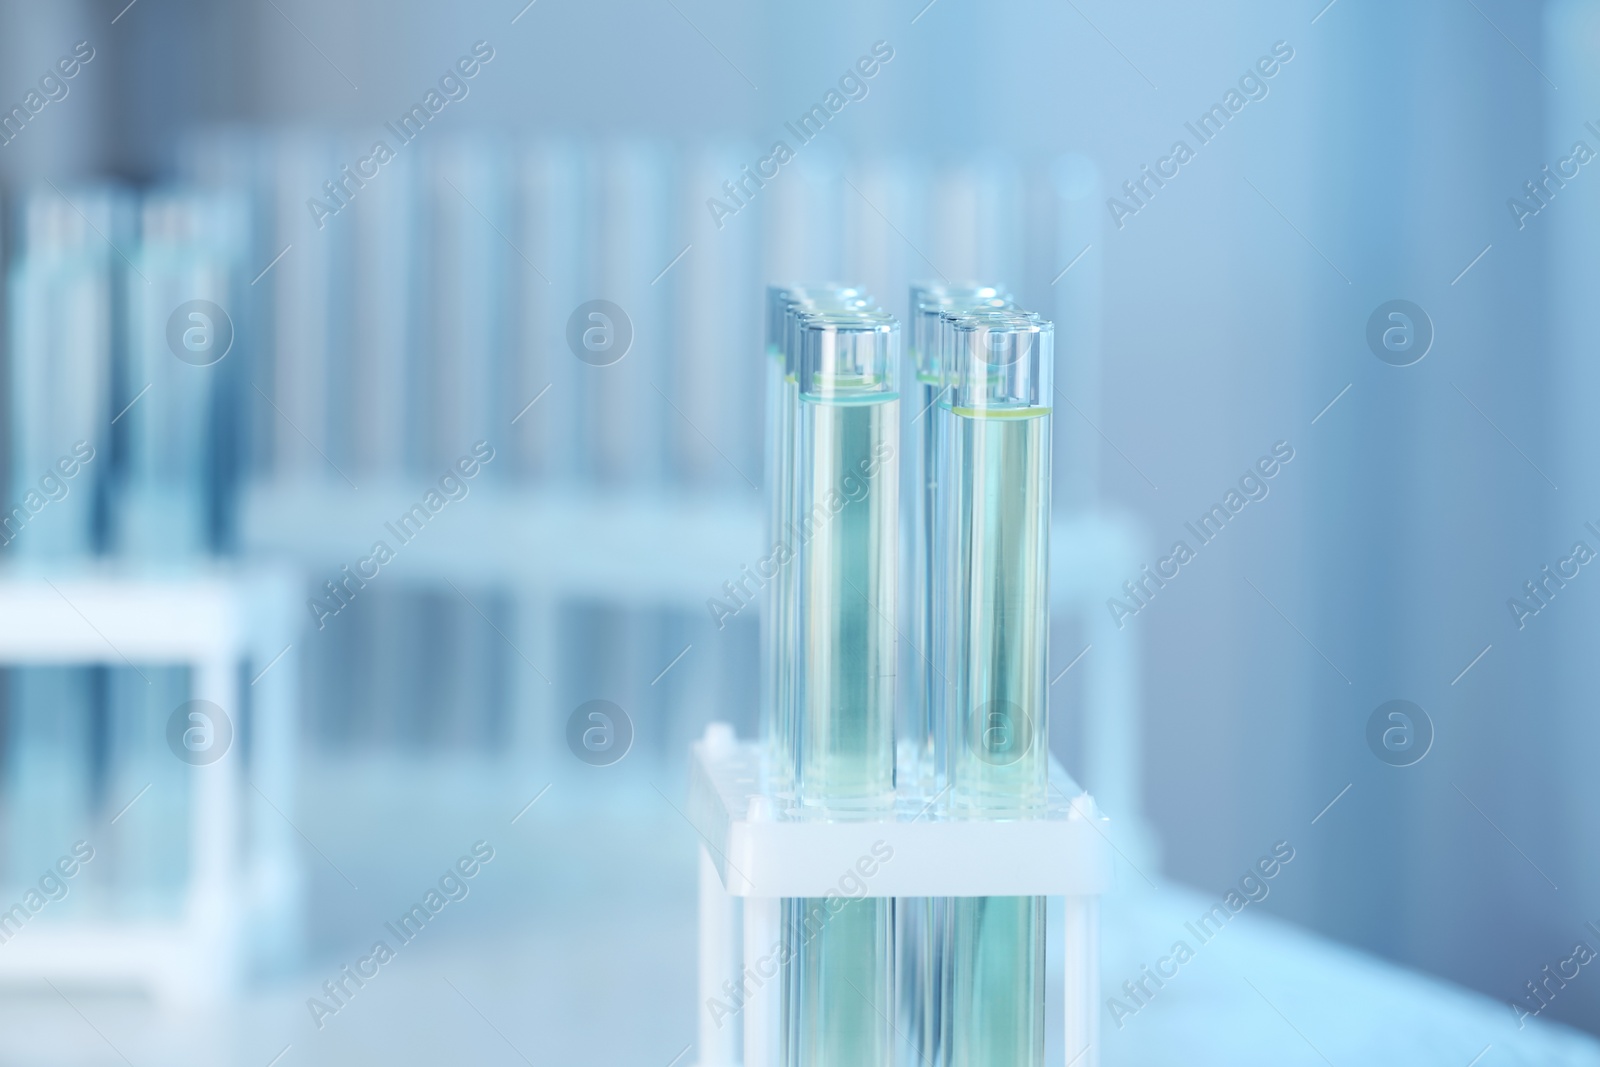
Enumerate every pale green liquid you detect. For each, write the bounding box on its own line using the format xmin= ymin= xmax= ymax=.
xmin=769 ymin=369 xmax=799 ymax=788
xmin=898 ymin=896 xmax=944 ymax=1067
xmin=910 ymin=378 xmax=942 ymax=785
xmin=938 ymin=407 xmax=1050 ymax=1067
xmin=788 ymin=393 xmax=897 ymax=1066
xmin=941 ymin=408 xmax=1050 ymax=812
xmin=902 ymin=381 xmax=944 ymax=1067
xmin=760 ymin=355 xmax=783 ymax=775
xmin=795 ymin=394 xmax=897 ymax=810
xmin=790 ymin=897 xmax=895 ymax=1067
xmin=944 ymin=897 xmax=1046 ymax=1067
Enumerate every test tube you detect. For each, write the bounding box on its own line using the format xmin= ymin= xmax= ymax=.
xmin=5 ymin=188 xmax=127 ymax=908
xmin=935 ymin=309 xmax=1054 ymax=1067
xmin=770 ymin=289 xmax=877 ymax=1067
xmin=789 ymin=892 xmax=896 ymax=1067
xmin=938 ymin=309 xmax=1052 ymax=809
xmin=793 ymin=310 xmax=899 ymax=809
xmin=8 ymin=186 xmax=125 ymax=558
xmin=760 ymin=286 xmax=792 ymax=785
xmin=121 ymin=190 xmax=246 ymax=557
xmin=943 ymin=895 xmax=1047 ymax=1067
xmin=899 ymin=284 xmax=1009 ymax=1067
xmin=905 ymin=283 xmax=1009 ymax=789
xmin=788 ymin=307 xmax=899 ymax=1067
xmin=761 ymin=285 xmax=870 ymax=791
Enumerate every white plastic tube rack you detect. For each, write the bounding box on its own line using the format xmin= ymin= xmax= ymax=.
xmin=686 ymin=722 xmax=1112 ymax=1067
xmin=0 ymin=565 xmax=302 ymax=1005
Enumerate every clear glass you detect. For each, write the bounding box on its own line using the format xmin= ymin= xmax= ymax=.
xmin=905 ymin=289 xmax=1010 ymax=790
xmin=936 ymin=311 xmax=1053 ymax=809
xmin=909 ymin=285 xmax=1008 ymax=382
xmin=762 ymin=287 xmax=788 ymax=771
xmin=942 ymin=310 xmax=1049 ymax=413
xmin=902 ymin=292 xmax=1011 ymax=1067
xmin=934 ymin=312 xmax=1054 ymax=1067
xmin=897 ymin=895 xmax=945 ymax=1067
xmin=770 ymin=292 xmax=880 ymax=791
xmin=765 ymin=286 xmax=874 ymax=791
xmin=943 ymin=897 xmax=1046 ymax=1067
xmin=788 ymin=308 xmax=895 ymax=809
xmin=777 ymin=368 xmax=803 ymax=789
xmin=795 ymin=388 xmax=898 ymax=809
xmin=8 ymin=188 xmax=124 ymax=560
xmin=763 ymin=285 xmax=797 ymax=789
xmin=777 ymin=302 xmax=896 ymax=1067
xmin=908 ymin=378 xmax=943 ymax=789
xmin=939 ymin=406 xmax=1051 ymax=811
xmin=790 ymin=896 xmax=895 ymax=1067
xmin=125 ymin=193 xmax=243 ymax=557
xmin=761 ymin=346 xmax=794 ymax=787
xmin=784 ymin=311 xmax=899 ymax=1067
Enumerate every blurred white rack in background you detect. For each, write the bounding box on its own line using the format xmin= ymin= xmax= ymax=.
xmin=0 ymin=566 xmax=301 ymax=1005
xmin=239 ymin=480 xmax=1151 ymax=861
xmin=239 ymin=482 xmax=761 ymax=602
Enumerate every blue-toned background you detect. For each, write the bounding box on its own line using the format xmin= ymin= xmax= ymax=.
xmin=0 ymin=0 xmax=1596 ymax=1062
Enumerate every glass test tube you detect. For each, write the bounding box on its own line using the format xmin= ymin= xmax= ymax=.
xmin=793 ymin=310 xmax=899 ymax=809
xmin=787 ymin=308 xmax=899 ymax=1067
xmin=900 ymin=285 xmax=1010 ymax=1067
xmin=763 ymin=285 xmax=799 ymax=787
xmin=936 ymin=310 xmax=1054 ymax=1067
xmin=771 ymin=288 xmax=872 ymax=789
xmin=905 ymin=284 xmax=1009 ymax=789
xmin=124 ymin=191 xmax=243 ymax=557
xmin=938 ymin=309 xmax=1052 ymax=808
xmin=5 ymin=189 xmax=126 ymax=908
xmin=944 ymin=895 xmax=1047 ymax=1067
xmin=772 ymin=290 xmax=875 ymax=1067
xmin=9 ymin=187 xmax=123 ymax=558
xmin=789 ymin=893 xmax=896 ymax=1067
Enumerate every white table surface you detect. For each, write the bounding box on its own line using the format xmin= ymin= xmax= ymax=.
xmin=0 ymin=760 xmax=1592 ymax=1066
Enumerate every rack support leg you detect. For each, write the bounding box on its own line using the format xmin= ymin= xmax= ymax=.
xmin=699 ymin=847 xmax=741 ymax=1065
xmin=1063 ymin=895 xmax=1099 ymax=1067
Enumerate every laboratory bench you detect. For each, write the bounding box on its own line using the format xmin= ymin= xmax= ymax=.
xmin=0 ymin=770 xmax=1592 ymax=1066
